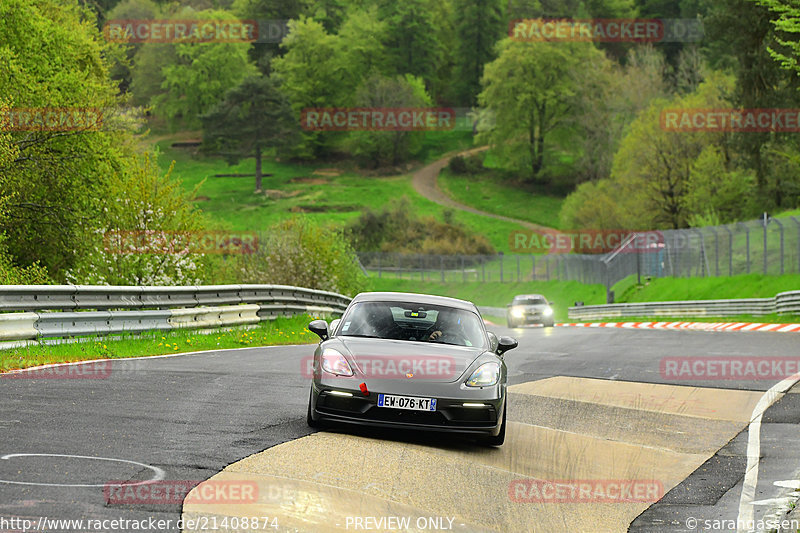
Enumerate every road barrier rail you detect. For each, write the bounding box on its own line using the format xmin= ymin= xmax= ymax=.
xmin=568 ymin=290 xmax=800 ymax=320
xmin=0 ymin=284 xmax=351 ymax=345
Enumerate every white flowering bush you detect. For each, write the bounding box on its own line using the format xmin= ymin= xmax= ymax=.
xmin=66 ymin=153 xmax=212 ymax=286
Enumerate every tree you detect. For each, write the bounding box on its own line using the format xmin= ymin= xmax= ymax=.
xmin=570 ymin=46 xmax=668 ymax=183
xmin=376 ymin=0 xmax=444 ymax=90
xmin=201 ymin=76 xmax=300 ymax=192
xmin=154 ymin=10 xmax=258 ymax=130
xmin=704 ymin=0 xmax=800 ymax=192
xmin=561 ymin=72 xmax=737 ymax=230
xmin=270 ymin=17 xmax=348 ymax=157
xmin=451 ymin=0 xmax=504 ymax=106
xmin=0 ymin=0 xmax=125 ymax=275
xmin=344 ymin=74 xmax=433 ymax=167
xmin=477 ymin=38 xmax=608 ymax=180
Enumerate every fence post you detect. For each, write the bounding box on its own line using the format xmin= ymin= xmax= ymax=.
xmin=440 ymin=255 xmax=444 ymax=282
xmin=773 ymin=218 xmax=785 ymax=275
xmin=709 ymin=227 xmax=719 ymax=276
xmin=793 ymin=217 xmax=800 ymax=273
xmin=377 ymin=254 xmax=382 ymax=278
xmin=722 ymin=225 xmax=733 ymax=276
xmin=763 ymin=213 xmax=769 ymax=275
xmin=461 ymin=256 xmax=465 ymax=282
xmin=532 ymin=255 xmax=536 ymax=281
xmin=481 ymin=257 xmax=485 ymax=282
xmin=499 ymin=253 xmax=504 ymax=283
xmin=516 ymin=255 xmax=520 ymax=282
xmin=737 ymin=222 xmax=750 ymax=273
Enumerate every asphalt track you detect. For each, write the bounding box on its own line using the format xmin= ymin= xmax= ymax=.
xmin=2 ymin=325 xmax=800 ymax=532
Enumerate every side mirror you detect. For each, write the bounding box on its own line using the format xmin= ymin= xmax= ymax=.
xmin=308 ymin=319 xmax=329 ymax=341
xmin=329 ymin=318 xmax=341 ymax=336
xmin=487 ymin=331 xmax=499 ymax=352
xmin=496 ymin=336 xmax=518 ymax=356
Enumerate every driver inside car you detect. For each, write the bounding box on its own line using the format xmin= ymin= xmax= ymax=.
xmin=427 ymin=310 xmax=465 ymax=343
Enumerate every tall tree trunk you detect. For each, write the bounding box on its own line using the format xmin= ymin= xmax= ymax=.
xmin=254 ymin=144 xmax=263 ymax=192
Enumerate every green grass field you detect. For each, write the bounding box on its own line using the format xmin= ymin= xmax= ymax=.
xmin=438 ymin=169 xmax=564 ymax=229
xmin=613 ymin=273 xmax=800 ymax=302
xmin=153 ymin=137 xmax=531 ymax=252
xmin=367 ymin=272 xmax=800 ymax=322
xmin=0 ymin=315 xmax=317 ymax=372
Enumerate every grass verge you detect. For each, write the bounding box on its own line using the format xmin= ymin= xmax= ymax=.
xmin=0 ymin=315 xmax=319 ymax=373
xmin=438 ymin=168 xmax=564 ymax=229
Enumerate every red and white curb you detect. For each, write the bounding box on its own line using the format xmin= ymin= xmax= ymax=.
xmin=556 ymin=322 xmax=800 ymax=333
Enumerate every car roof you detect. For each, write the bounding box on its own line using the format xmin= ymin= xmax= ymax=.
xmin=513 ymin=294 xmax=547 ymax=300
xmin=350 ymin=292 xmax=478 ymax=312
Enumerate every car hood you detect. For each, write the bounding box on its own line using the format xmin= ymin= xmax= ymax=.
xmin=335 ymin=336 xmax=486 ymax=383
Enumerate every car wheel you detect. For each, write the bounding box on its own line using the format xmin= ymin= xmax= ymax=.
xmin=482 ymin=400 xmax=506 ymax=446
xmin=306 ymin=387 xmax=318 ymax=428
xmin=507 ymin=317 xmax=516 ymax=328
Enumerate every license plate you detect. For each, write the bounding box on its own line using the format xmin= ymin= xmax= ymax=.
xmin=377 ymin=394 xmax=437 ymax=411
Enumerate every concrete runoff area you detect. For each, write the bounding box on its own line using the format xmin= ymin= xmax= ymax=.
xmin=182 ymin=377 xmax=765 ymax=533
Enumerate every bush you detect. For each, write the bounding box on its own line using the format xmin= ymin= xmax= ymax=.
xmin=65 ymin=153 xmax=213 ymax=286
xmin=226 ymin=217 xmax=366 ymax=296
xmin=346 ymin=197 xmax=495 ymax=255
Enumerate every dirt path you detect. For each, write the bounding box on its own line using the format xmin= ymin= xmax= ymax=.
xmin=411 ymin=146 xmax=553 ymax=232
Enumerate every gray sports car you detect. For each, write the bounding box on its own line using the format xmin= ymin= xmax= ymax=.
xmin=306 ymin=292 xmax=518 ymax=446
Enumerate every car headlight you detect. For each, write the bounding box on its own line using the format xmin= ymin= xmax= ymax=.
xmin=321 ymin=348 xmax=353 ymax=376
xmin=543 ymin=307 xmax=553 ymax=317
xmin=465 ymin=362 xmax=500 ymax=387
xmin=510 ymin=307 xmax=525 ymax=318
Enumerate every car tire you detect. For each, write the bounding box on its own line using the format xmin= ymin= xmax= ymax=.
xmin=306 ymin=387 xmax=318 ymax=428
xmin=482 ymin=400 xmax=506 ymax=446
xmin=507 ymin=317 xmax=516 ymax=328
xmin=544 ymin=320 xmax=554 ymax=328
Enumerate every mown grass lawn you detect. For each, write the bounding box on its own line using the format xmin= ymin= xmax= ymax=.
xmin=0 ymin=315 xmax=319 ymax=373
xmin=368 ymin=272 xmax=800 ymax=323
xmin=438 ymin=169 xmax=565 ymax=229
xmin=152 ymin=137 xmax=532 ymax=253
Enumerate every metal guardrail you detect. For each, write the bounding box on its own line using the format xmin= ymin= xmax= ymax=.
xmin=568 ymin=290 xmax=800 ymax=320
xmin=0 ymin=284 xmax=352 ymax=346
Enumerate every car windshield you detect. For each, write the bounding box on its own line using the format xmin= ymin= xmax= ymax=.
xmin=339 ymin=301 xmax=486 ymax=348
xmin=514 ymin=297 xmax=547 ymax=305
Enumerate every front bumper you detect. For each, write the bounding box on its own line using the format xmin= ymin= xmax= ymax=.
xmin=310 ymin=385 xmax=505 ymax=436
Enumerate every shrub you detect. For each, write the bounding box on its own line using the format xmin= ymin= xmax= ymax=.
xmin=346 ymin=197 xmax=495 ymax=255
xmin=226 ymin=217 xmax=366 ymax=296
